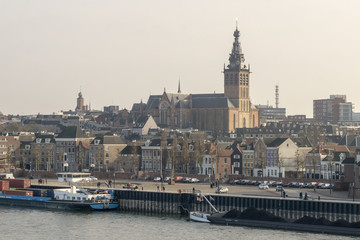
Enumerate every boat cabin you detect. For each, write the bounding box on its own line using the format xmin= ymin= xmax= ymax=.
xmin=56 ymin=172 xmax=91 ymax=183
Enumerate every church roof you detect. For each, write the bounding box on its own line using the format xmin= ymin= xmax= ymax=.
xmin=145 ymin=95 xmax=162 ymax=110
xmin=192 ymin=96 xmax=235 ymax=109
xmin=56 ymin=126 xmax=87 ymax=139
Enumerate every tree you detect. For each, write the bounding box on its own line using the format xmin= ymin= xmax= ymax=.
xmin=6 ymin=146 xmax=13 ymax=172
xmin=278 ymin=150 xmax=284 ymax=178
xmin=194 ymin=140 xmax=205 ymax=174
xmin=57 ymin=147 xmax=65 ymax=172
xmin=115 ymin=148 xmax=124 ymax=172
xmin=20 ymin=147 xmax=26 ymax=170
xmin=310 ymin=149 xmax=318 ymax=179
xmin=181 ymin=134 xmax=189 ymax=174
xmin=131 ymin=144 xmax=138 ymax=175
xmin=77 ymin=143 xmax=85 ymax=172
xmin=160 ymin=131 xmax=168 ymax=176
xmin=95 ymin=146 xmax=102 ymax=172
xmin=32 ymin=144 xmax=41 ymax=171
xmin=170 ymin=133 xmax=178 ymax=180
xmin=295 ymin=149 xmax=305 ymax=179
xmin=46 ymin=145 xmax=53 ymax=171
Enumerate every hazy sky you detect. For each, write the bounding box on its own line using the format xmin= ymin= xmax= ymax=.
xmin=1 ymin=0 xmax=360 ymax=117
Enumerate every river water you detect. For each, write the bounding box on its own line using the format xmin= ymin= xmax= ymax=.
xmin=0 ymin=206 xmax=356 ymax=240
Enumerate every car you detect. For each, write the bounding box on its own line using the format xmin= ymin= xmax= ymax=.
xmin=321 ymin=183 xmax=330 ymax=189
xmin=123 ymin=183 xmax=139 ymax=190
xmin=258 ymin=183 xmax=269 ymax=190
xmin=189 ymin=178 xmax=200 ymax=183
xmin=153 ymin=177 xmax=162 ymax=182
xmin=276 ymin=185 xmax=284 ymax=192
xmin=230 ymin=179 xmax=240 ymax=185
xmin=164 ymin=177 xmax=174 ymax=182
xmin=181 ymin=177 xmax=191 ymax=183
xmin=89 ymin=176 xmax=98 ymax=181
xmin=215 ymin=186 xmax=229 ymax=194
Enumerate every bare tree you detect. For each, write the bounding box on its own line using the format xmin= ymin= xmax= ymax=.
xmin=181 ymin=134 xmax=189 ymax=174
xmin=170 ymin=133 xmax=178 ymax=181
xmin=77 ymin=143 xmax=85 ymax=172
xmin=194 ymin=140 xmax=205 ymax=174
xmin=115 ymin=148 xmax=124 ymax=172
xmin=295 ymin=149 xmax=305 ymax=179
xmin=95 ymin=146 xmax=102 ymax=172
xmin=32 ymin=144 xmax=41 ymax=171
xmin=160 ymin=131 xmax=168 ymax=176
xmin=6 ymin=146 xmax=13 ymax=172
xmin=46 ymin=145 xmax=53 ymax=171
xmin=131 ymin=144 xmax=138 ymax=175
xmin=278 ymin=150 xmax=284 ymax=178
xmin=20 ymin=147 xmax=26 ymax=170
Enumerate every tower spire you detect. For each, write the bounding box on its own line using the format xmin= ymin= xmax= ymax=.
xmin=227 ymin=22 xmax=245 ymax=70
xmin=177 ymin=78 xmax=181 ymax=93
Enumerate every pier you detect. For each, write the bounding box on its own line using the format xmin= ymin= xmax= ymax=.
xmin=114 ymin=190 xmax=360 ymax=222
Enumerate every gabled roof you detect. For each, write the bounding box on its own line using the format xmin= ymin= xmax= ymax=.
xmin=134 ymin=115 xmax=152 ymax=128
xmin=342 ymin=157 xmax=355 ymax=164
xmin=120 ymin=145 xmax=142 ymax=155
xmin=145 ymin=95 xmax=162 ymax=110
xmin=292 ymin=137 xmax=312 ymax=148
xmin=131 ymin=102 xmax=147 ymax=111
xmin=90 ymin=136 xmax=125 ymax=145
xmin=56 ymin=126 xmax=87 ymax=138
xmin=218 ymin=149 xmax=233 ymax=157
xmin=267 ymin=138 xmax=288 ymax=147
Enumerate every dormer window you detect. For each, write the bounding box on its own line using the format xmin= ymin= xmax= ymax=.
xmin=45 ymin=138 xmax=51 ymax=144
xmin=94 ymin=140 xmax=100 ymax=145
xmin=36 ymin=138 xmax=42 ymax=144
xmin=25 ymin=145 xmax=31 ymax=150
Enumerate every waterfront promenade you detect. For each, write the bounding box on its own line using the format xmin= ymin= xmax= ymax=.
xmin=31 ymin=178 xmax=353 ymax=203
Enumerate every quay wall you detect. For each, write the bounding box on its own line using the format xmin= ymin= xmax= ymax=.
xmin=114 ymin=190 xmax=360 ymax=222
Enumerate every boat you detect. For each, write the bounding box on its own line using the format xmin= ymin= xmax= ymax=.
xmin=0 ymin=179 xmax=119 ymax=211
xmin=189 ymin=211 xmax=211 ymax=223
xmin=189 ymin=193 xmax=218 ymax=223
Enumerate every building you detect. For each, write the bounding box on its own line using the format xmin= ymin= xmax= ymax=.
xmin=313 ymin=95 xmax=353 ymax=124
xmin=0 ymin=133 xmax=20 ymax=169
xmin=89 ymin=135 xmax=126 ymax=172
xmin=55 ymin=126 xmax=92 ymax=172
xmin=131 ymin=26 xmax=259 ymax=133
xmin=256 ymin=104 xmax=286 ymax=124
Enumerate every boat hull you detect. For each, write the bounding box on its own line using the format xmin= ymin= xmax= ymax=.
xmin=90 ymin=203 xmax=119 ymax=210
xmin=189 ymin=211 xmax=211 ymax=223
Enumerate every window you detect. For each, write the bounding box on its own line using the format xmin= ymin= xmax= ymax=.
xmin=105 ymin=153 xmax=109 ymax=158
xmin=224 ymin=158 xmax=227 ymax=163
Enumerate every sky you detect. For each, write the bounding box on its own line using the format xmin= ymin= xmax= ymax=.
xmin=1 ymin=0 xmax=360 ymax=117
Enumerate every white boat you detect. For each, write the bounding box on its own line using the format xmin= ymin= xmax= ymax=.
xmin=189 ymin=193 xmax=218 ymax=223
xmin=189 ymin=211 xmax=211 ymax=223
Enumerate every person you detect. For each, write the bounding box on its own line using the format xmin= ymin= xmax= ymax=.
xmin=313 ymin=185 xmax=316 ymax=192
xmin=109 ymin=180 xmax=112 ymax=188
xmin=97 ymin=182 xmax=101 ymax=188
xmin=318 ymin=196 xmax=321 ymax=201
xmin=162 ymin=186 xmax=165 ymax=192
xmin=304 ymin=193 xmax=308 ymax=200
xmin=157 ymin=185 xmax=160 ymax=192
xmin=193 ymin=187 xmax=195 ymax=194
xmin=299 ymin=192 xmax=303 ymax=199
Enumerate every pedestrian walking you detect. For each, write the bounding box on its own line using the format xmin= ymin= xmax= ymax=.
xmin=162 ymin=186 xmax=165 ymax=192
xmin=157 ymin=185 xmax=160 ymax=192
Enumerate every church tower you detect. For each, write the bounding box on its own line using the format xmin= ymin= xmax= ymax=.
xmin=75 ymin=91 xmax=85 ymax=113
xmin=224 ymin=24 xmax=253 ymax=128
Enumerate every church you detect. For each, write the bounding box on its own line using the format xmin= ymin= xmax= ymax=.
xmin=131 ymin=26 xmax=259 ymax=133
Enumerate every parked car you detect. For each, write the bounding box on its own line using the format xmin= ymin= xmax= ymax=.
xmin=321 ymin=183 xmax=330 ymax=189
xmin=189 ymin=178 xmax=200 ymax=183
xmin=153 ymin=177 xmax=162 ymax=182
xmin=230 ymin=179 xmax=240 ymax=185
xmin=181 ymin=177 xmax=191 ymax=183
xmin=258 ymin=184 xmax=269 ymax=190
xmin=123 ymin=183 xmax=139 ymax=190
xmin=276 ymin=185 xmax=284 ymax=192
xmin=215 ymin=186 xmax=229 ymax=194
xmin=164 ymin=177 xmax=174 ymax=182
xmin=175 ymin=176 xmax=183 ymax=182
xmin=328 ymin=184 xmax=334 ymax=189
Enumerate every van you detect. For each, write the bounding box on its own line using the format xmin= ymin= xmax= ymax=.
xmin=0 ymin=173 xmax=15 ymax=179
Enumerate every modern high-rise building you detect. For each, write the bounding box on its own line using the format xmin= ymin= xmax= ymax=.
xmin=313 ymin=95 xmax=352 ymax=123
